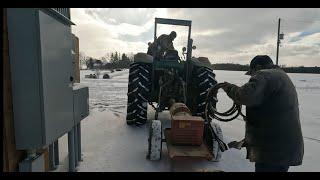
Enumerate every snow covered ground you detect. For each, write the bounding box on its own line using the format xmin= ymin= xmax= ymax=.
xmin=55 ymin=69 xmax=320 ymax=172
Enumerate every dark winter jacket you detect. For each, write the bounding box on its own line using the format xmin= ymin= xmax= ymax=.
xmin=225 ymin=68 xmax=304 ymax=166
xmin=147 ymin=34 xmax=175 ymax=59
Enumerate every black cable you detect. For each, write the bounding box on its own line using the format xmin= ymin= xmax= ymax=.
xmin=203 ymin=83 xmax=246 ymax=152
xmin=205 ymin=83 xmax=246 ymax=123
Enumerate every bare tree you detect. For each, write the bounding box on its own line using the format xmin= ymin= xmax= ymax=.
xmin=79 ymin=51 xmax=87 ymax=66
xmin=127 ymin=52 xmax=134 ymax=61
xmin=95 ymin=69 xmax=101 ymax=78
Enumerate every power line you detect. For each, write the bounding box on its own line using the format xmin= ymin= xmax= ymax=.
xmin=282 ymin=18 xmax=320 ymax=22
xmin=281 ymin=23 xmax=319 ymax=27
xmin=281 ymin=22 xmax=319 ymax=26
xmin=281 ymin=23 xmax=316 ymax=28
xmin=279 ymin=20 xmax=320 ymax=32
xmin=280 ymin=21 xmax=320 ymax=31
xmin=281 ymin=20 xmax=320 ymax=27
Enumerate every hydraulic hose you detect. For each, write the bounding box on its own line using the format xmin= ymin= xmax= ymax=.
xmin=203 ymin=83 xmax=246 ymax=152
xmin=205 ymin=83 xmax=246 ymax=123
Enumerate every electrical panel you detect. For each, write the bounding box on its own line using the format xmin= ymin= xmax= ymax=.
xmin=73 ymin=84 xmax=89 ymax=125
xmin=7 ymin=8 xmax=76 ymax=150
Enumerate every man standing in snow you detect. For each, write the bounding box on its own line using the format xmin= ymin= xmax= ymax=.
xmin=221 ymin=55 xmax=304 ymax=172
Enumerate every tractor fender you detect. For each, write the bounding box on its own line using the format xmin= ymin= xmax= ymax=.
xmin=191 ymin=57 xmax=213 ymax=70
xmin=134 ymin=53 xmax=153 ymax=63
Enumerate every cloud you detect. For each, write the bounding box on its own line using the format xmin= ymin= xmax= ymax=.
xmin=84 ymin=8 xmax=156 ymax=26
xmin=71 ymin=8 xmax=320 ymax=66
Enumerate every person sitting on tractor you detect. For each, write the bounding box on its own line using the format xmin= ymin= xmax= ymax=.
xmin=147 ymin=42 xmax=153 ymax=55
xmin=147 ymin=31 xmax=177 ymax=60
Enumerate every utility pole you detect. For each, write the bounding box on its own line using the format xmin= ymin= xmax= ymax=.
xmin=276 ymin=18 xmax=281 ymax=66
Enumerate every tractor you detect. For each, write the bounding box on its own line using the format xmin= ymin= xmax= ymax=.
xmin=126 ymin=18 xmax=227 ymax=161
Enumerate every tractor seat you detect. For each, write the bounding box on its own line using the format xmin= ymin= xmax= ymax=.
xmin=164 ymin=50 xmax=180 ymax=61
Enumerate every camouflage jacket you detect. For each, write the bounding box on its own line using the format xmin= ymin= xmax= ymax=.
xmin=156 ymin=34 xmax=174 ymax=50
xmin=147 ymin=34 xmax=175 ymax=58
xmin=225 ymin=68 xmax=304 ymax=166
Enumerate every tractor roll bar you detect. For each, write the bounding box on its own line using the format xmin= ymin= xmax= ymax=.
xmin=155 ymin=18 xmax=192 ymax=26
xmin=154 ymin=18 xmax=192 ymax=47
xmin=153 ymin=17 xmax=192 ymax=64
xmin=153 ymin=17 xmax=193 ymax=104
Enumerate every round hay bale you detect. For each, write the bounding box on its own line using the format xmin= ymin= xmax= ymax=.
xmin=134 ymin=53 xmax=153 ymax=63
xmin=198 ymin=57 xmax=210 ymax=64
xmin=103 ymin=73 xmax=110 ymax=79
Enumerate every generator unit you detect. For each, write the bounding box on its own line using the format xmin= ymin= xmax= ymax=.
xmin=170 ymin=103 xmax=204 ymax=146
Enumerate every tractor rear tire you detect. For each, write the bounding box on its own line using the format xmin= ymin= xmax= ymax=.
xmin=194 ymin=67 xmax=217 ymax=118
xmin=126 ymin=63 xmax=152 ymax=126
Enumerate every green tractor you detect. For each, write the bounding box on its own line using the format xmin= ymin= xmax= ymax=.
xmin=126 ymin=18 xmax=217 ymax=126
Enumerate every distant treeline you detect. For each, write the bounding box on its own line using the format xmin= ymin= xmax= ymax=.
xmin=212 ymin=63 xmax=249 ymax=71
xmin=83 ymin=51 xmax=133 ymax=70
xmin=282 ymin=67 xmax=320 ymax=74
xmin=83 ymin=53 xmax=319 ymax=74
xmin=212 ymin=63 xmax=320 ymax=74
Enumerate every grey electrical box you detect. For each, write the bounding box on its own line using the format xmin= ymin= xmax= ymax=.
xmin=7 ymin=8 xmax=76 ymax=150
xmin=73 ymin=84 xmax=89 ymax=124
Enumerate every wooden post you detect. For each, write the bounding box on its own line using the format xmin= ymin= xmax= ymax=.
xmin=43 ymin=149 xmax=49 ymax=171
xmin=73 ymin=34 xmax=80 ymax=83
xmin=276 ymin=18 xmax=281 ymax=66
xmin=3 ymin=8 xmax=25 ymax=171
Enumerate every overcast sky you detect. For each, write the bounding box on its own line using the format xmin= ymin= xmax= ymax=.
xmin=71 ymin=8 xmax=320 ymax=67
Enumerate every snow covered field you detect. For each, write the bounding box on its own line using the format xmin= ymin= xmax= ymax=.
xmin=56 ymin=69 xmax=320 ymax=172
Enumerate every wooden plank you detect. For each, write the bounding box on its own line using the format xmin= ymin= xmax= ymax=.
xmin=164 ymin=129 xmax=213 ymax=160
xmin=3 ymin=135 xmax=8 ymax=172
xmin=73 ymin=34 xmax=80 ymax=83
xmin=43 ymin=148 xmax=49 ymax=171
xmin=3 ymin=9 xmax=9 ymax=171
xmin=3 ymin=8 xmax=26 ymax=172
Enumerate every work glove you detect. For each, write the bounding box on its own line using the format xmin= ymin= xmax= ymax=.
xmin=227 ymin=139 xmax=245 ymax=150
xmin=220 ymin=82 xmax=233 ymax=94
